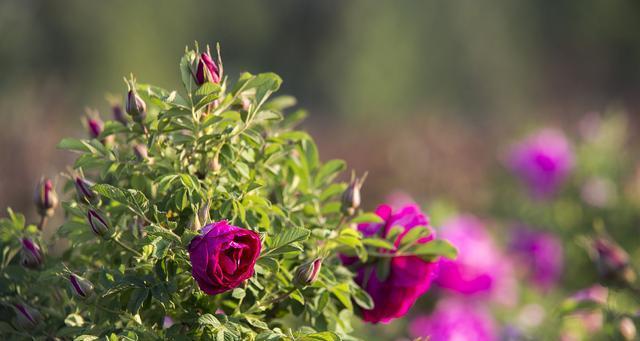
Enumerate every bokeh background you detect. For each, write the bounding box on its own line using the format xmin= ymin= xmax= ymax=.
xmin=2 ymin=0 xmax=640 ymax=215
xmin=1 ymin=2 xmax=640 ymax=339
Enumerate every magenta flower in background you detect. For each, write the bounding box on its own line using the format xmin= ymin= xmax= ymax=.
xmin=345 ymin=204 xmax=439 ymax=324
xmin=436 ymin=215 xmax=516 ymax=305
xmin=509 ymin=227 xmax=564 ymax=290
xmin=188 ymin=220 xmax=261 ymax=295
xmin=506 ymin=129 xmax=574 ymax=199
xmin=409 ymin=298 xmax=497 ymax=341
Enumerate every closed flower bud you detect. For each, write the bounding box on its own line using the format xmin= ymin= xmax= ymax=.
xmin=133 ymin=144 xmax=148 ymax=161
xmin=34 ymin=178 xmax=58 ymax=217
xmin=620 ymin=317 xmax=637 ymax=341
xmin=125 ymin=89 xmax=146 ymax=123
xmin=293 ymin=258 xmax=323 ymax=287
xmin=87 ymin=116 xmax=103 ymax=139
xmin=594 ymin=237 xmax=636 ymax=285
xmin=13 ymin=303 xmax=42 ymax=330
xmin=20 ymin=238 xmax=43 ymax=269
xmin=69 ymin=273 xmax=94 ymax=299
xmin=74 ymin=177 xmax=98 ymax=205
xmin=87 ymin=209 xmax=111 ymax=238
xmin=341 ymin=173 xmax=367 ymax=216
xmin=195 ymin=51 xmax=221 ymax=85
xmin=112 ymin=104 xmax=127 ymax=125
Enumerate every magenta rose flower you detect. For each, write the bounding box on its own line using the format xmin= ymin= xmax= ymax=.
xmin=409 ymin=298 xmax=497 ymax=341
xmin=188 ymin=220 xmax=261 ymax=295
xmin=345 ymin=204 xmax=439 ymax=324
xmin=505 ymin=128 xmax=574 ymax=199
xmin=436 ymin=215 xmax=516 ymax=305
xmin=509 ymin=226 xmax=564 ymax=290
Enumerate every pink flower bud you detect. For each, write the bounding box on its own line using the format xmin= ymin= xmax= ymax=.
xmin=126 ymin=89 xmax=146 ymax=123
xmin=341 ymin=173 xmax=366 ymax=216
xmin=13 ymin=303 xmax=42 ymax=330
xmin=195 ymin=52 xmax=221 ymax=85
xmin=594 ymin=237 xmax=636 ymax=285
xmin=74 ymin=177 xmax=98 ymax=205
xmin=620 ymin=317 xmax=637 ymax=341
xmin=34 ymin=178 xmax=58 ymax=217
xmin=69 ymin=273 xmax=94 ymax=299
xmin=20 ymin=238 xmax=43 ymax=269
xmin=87 ymin=209 xmax=111 ymax=238
xmin=112 ymin=104 xmax=127 ymax=125
xmin=293 ymin=258 xmax=323 ymax=287
xmin=87 ymin=116 xmax=103 ymax=139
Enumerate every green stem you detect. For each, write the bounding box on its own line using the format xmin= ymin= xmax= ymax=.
xmin=112 ymin=237 xmax=142 ymax=257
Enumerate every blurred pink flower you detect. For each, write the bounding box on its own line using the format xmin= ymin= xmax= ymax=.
xmin=409 ymin=298 xmax=497 ymax=341
xmin=436 ymin=215 xmax=517 ymax=305
xmin=581 ymin=177 xmax=616 ymax=208
xmin=509 ymin=227 xmax=564 ymax=290
xmin=506 ymin=129 xmax=574 ymax=199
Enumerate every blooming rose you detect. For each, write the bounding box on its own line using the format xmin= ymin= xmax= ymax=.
xmin=188 ymin=220 xmax=261 ymax=295
xmin=409 ymin=298 xmax=497 ymax=341
xmin=436 ymin=215 xmax=516 ymax=305
xmin=506 ymin=128 xmax=574 ymax=199
xmin=345 ymin=204 xmax=439 ymax=324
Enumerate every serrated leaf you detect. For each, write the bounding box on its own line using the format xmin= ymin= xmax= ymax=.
xmin=299 ymin=331 xmax=341 ymax=341
xmin=265 ymin=226 xmax=310 ymax=256
xmin=198 ymin=314 xmax=221 ymax=327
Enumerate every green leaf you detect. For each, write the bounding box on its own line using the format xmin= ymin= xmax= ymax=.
xmin=399 ymin=226 xmax=431 ymax=246
xmin=408 ymin=240 xmax=458 ymax=260
xmin=314 ymin=160 xmax=346 ymax=187
xmin=57 ymin=138 xmax=92 ymax=153
xmin=266 ymin=226 xmax=310 ymax=256
xmin=362 ymin=238 xmax=396 ymax=250
xmin=198 ymin=314 xmax=221 ymax=327
xmin=232 ymin=288 xmax=246 ymax=300
xmin=299 ymin=331 xmax=341 ymax=341
xmin=92 ymin=184 xmax=149 ymax=214
xmin=127 ymin=288 xmax=149 ymax=314
xmin=351 ymin=284 xmax=374 ymax=310
xmin=351 ymin=213 xmax=383 ymax=224
xmin=329 ymin=283 xmax=352 ymax=311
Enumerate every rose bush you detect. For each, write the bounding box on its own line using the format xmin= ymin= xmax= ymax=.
xmin=0 ymin=43 xmax=456 ymax=340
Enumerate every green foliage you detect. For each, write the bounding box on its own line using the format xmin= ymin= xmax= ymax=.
xmin=0 ymin=44 xmax=455 ymax=340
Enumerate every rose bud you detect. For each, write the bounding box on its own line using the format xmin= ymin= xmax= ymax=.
xmin=20 ymin=238 xmax=43 ymax=269
xmin=125 ymin=89 xmax=146 ymax=123
xmin=195 ymin=51 xmax=221 ymax=85
xmin=87 ymin=116 xmax=103 ymax=139
xmin=341 ymin=173 xmax=367 ymax=216
xmin=34 ymin=178 xmax=58 ymax=217
xmin=74 ymin=177 xmax=98 ymax=205
xmin=293 ymin=258 xmax=323 ymax=287
xmin=133 ymin=144 xmax=148 ymax=161
xmin=12 ymin=303 xmax=42 ymax=330
xmin=188 ymin=220 xmax=261 ymax=295
xmin=87 ymin=209 xmax=111 ymax=238
xmin=68 ymin=273 xmax=94 ymax=299
xmin=594 ymin=237 xmax=636 ymax=285
xmin=112 ymin=104 xmax=128 ymax=125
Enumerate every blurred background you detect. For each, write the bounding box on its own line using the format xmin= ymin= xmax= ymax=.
xmin=2 ymin=0 xmax=640 ymax=216
xmin=2 ymin=1 xmax=640 ymax=339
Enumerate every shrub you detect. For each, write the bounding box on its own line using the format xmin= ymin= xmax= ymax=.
xmin=0 ymin=44 xmax=455 ymax=340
